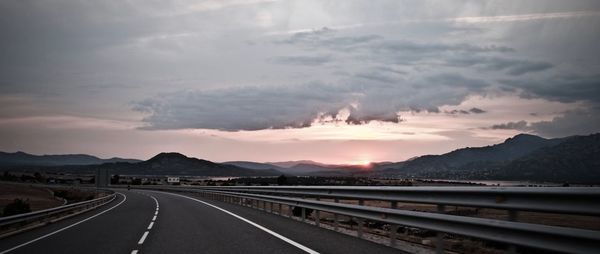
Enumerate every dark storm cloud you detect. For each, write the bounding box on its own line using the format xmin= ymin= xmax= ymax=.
xmin=444 ymin=107 xmax=486 ymax=115
xmin=272 ymin=26 xmax=555 ymax=79
xmin=133 ymin=73 xmax=489 ymax=131
xmin=490 ymin=120 xmax=530 ymax=131
xmin=280 ymin=27 xmax=513 ymax=55
xmin=499 ymin=74 xmax=600 ymax=104
xmin=2 ymin=0 xmax=598 ymax=139
xmin=506 ymin=61 xmax=554 ymax=76
xmin=446 ymin=56 xmax=554 ymax=75
xmin=276 ymin=27 xmax=382 ymax=49
xmin=269 ymin=55 xmax=332 ymax=66
xmin=354 ymin=72 xmax=399 ymax=83
xmin=529 ymin=109 xmax=600 ymax=137
xmin=486 ymin=109 xmax=600 ymax=137
xmin=469 ymin=107 xmax=486 ymax=114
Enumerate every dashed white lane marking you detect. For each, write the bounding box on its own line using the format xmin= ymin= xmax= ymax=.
xmin=129 ymin=192 xmax=160 ymax=254
xmin=158 ymin=191 xmax=320 ymax=254
xmin=138 ymin=231 xmax=149 ymax=245
xmin=0 ymin=193 xmax=127 ymax=254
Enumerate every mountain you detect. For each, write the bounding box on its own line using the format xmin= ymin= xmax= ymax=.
xmin=499 ymin=133 xmax=600 ymax=182
xmin=2 ymin=152 xmax=282 ymax=177
xmin=384 ymin=134 xmax=563 ymax=172
xmin=268 ymin=160 xmax=330 ymax=168
xmin=109 ymin=153 xmax=283 ymax=176
xmin=0 ymin=151 xmax=140 ymax=168
xmin=379 ymin=133 xmax=600 ymax=182
xmin=226 ymin=160 xmax=373 ymax=176
xmin=223 ymin=161 xmax=284 ymax=171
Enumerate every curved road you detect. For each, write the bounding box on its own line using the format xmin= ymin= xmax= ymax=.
xmin=0 ymin=190 xmax=401 ymax=254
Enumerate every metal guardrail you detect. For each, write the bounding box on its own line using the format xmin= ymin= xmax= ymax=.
xmin=139 ymin=185 xmax=600 ymax=254
xmin=184 ymin=186 xmax=600 ymax=216
xmin=0 ymin=190 xmax=116 ymax=233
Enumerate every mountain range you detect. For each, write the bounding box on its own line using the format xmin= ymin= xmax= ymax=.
xmin=1 ymin=133 xmax=599 ymax=182
xmin=378 ymin=133 xmax=600 ymax=182
xmin=223 ymin=160 xmax=369 ymax=176
xmin=0 ymin=151 xmax=140 ymax=167
xmin=0 ymin=152 xmax=281 ymax=177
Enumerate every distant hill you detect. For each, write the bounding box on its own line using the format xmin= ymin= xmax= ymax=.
xmin=229 ymin=160 xmax=368 ymax=176
xmin=499 ymin=134 xmax=600 ymax=182
xmin=268 ymin=160 xmax=330 ymax=168
xmin=380 ymin=134 xmax=563 ymax=172
xmin=2 ymin=152 xmax=282 ymax=177
xmin=223 ymin=161 xmax=284 ymax=171
xmin=5 ymin=133 xmax=598 ymax=181
xmin=379 ymin=133 xmax=600 ymax=183
xmin=106 ymin=153 xmax=283 ymax=176
xmin=0 ymin=151 xmax=140 ymax=168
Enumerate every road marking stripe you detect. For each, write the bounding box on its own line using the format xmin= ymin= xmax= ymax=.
xmin=159 ymin=192 xmax=320 ymax=254
xmin=131 ymin=250 xmax=138 ymax=254
xmin=152 ymin=215 xmax=157 ymax=221
xmin=154 ymin=211 xmax=158 ymax=215
xmin=138 ymin=231 xmax=149 ymax=244
xmin=0 ymin=193 xmax=127 ymax=254
xmin=149 ymin=195 xmax=159 ymax=207
xmin=148 ymin=222 xmax=154 ymax=230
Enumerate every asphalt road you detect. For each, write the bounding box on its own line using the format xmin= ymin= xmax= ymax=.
xmin=0 ymin=189 xmax=402 ymax=254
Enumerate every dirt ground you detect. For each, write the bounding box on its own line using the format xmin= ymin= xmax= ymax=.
xmin=0 ymin=182 xmax=63 ymax=213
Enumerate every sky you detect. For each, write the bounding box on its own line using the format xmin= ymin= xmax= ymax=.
xmin=1 ymin=0 xmax=599 ymax=164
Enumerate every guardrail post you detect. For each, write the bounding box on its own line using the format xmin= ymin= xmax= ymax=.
xmin=507 ymin=210 xmax=519 ymax=254
xmin=357 ymin=217 xmax=364 ymax=238
xmin=277 ymin=203 xmax=282 ymax=215
xmin=389 ymin=200 xmax=400 ymax=246
xmin=436 ymin=204 xmax=446 ymax=254
xmin=390 ymin=224 xmax=399 ymax=247
xmin=288 ymin=205 xmax=293 ymax=218
xmin=301 ymin=207 xmax=306 ymax=222
xmin=315 ymin=197 xmax=320 ymax=227
xmin=334 ymin=198 xmax=339 ymax=231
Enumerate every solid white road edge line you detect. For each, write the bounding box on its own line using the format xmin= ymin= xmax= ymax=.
xmin=0 ymin=193 xmax=128 ymax=254
xmin=158 ymin=191 xmax=320 ymax=254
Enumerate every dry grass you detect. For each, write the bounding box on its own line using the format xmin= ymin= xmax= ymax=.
xmin=0 ymin=182 xmax=63 ymax=212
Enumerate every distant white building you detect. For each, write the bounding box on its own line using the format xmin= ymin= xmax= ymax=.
xmin=166 ymin=176 xmax=180 ymax=184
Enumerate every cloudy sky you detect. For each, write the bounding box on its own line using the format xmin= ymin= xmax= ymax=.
xmin=1 ymin=0 xmax=599 ymax=164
